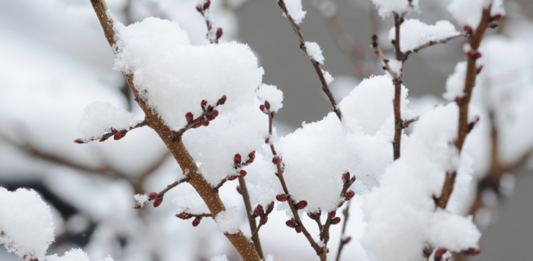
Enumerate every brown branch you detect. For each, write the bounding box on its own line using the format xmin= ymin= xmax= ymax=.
xmin=438 ymin=7 xmax=493 ymax=210
xmin=277 ymin=0 xmax=341 ymax=120
xmin=391 ymin=12 xmax=406 ymax=161
xmin=321 ymin=176 xmax=355 ymax=244
xmin=88 ymin=1 xmax=261 ymax=260
xmin=238 ymin=177 xmax=265 ymax=259
xmin=335 ymin=203 xmax=351 ymax=261
xmin=196 ymin=0 xmax=223 ymax=44
xmin=371 ymin=34 xmax=399 ymax=79
xmin=402 ymin=117 xmax=419 ymax=129
xmin=171 ymin=96 xmax=226 ymax=143
xmin=74 ymin=120 xmax=148 ymax=144
xmin=404 ymin=32 xmax=468 ymax=58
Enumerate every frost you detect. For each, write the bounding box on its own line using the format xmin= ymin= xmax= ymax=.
xmin=283 ymin=0 xmax=306 ymax=24
xmin=77 ymin=102 xmax=136 ymax=142
xmin=443 ymin=62 xmax=467 ymax=101
xmin=0 ymin=188 xmax=55 ymax=260
xmin=304 ymin=41 xmax=324 ymax=65
xmin=210 ymin=254 xmax=229 ymax=261
xmin=371 ymin=0 xmax=419 ymax=18
xmin=215 ymin=207 xmax=241 ymax=234
xmin=256 ymin=84 xmax=284 ymax=113
xmin=133 ymin=194 xmax=149 ymax=207
xmin=389 ymin=19 xmax=460 ymax=53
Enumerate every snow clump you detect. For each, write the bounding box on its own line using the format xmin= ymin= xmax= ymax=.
xmin=283 ymin=0 xmax=307 ymax=24
xmin=77 ymin=102 xmax=136 ymax=142
xmin=304 ymin=41 xmax=324 ymax=64
xmin=371 ymin=0 xmax=419 ymax=18
xmin=389 ymin=19 xmax=460 ymax=53
xmin=215 ymin=207 xmax=241 ymax=234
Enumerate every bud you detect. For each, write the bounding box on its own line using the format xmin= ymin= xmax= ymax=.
xmin=327 ymin=248 xmax=330 ymax=253
xmin=74 ymin=139 xmax=84 ymax=144
xmin=133 ymin=204 xmax=141 ymax=209
xmin=266 ymin=201 xmax=275 ymax=214
xmin=328 ymin=211 xmax=336 ymax=218
xmin=272 ymin=156 xmax=281 ymax=165
xmin=342 ymin=172 xmax=350 ymax=183
xmin=176 ymin=212 xmax=193 ymax=219
xmin=265 ymin=138 xmax=270 ymax=144
xmin=264 ymin=101 xmax=271 ymax=110
xmin=202 ymin=119 xmax=209 ymax=126
xmin=260 ymin=216 xmax=268 ymax=225
xmin=462 ymin=248 xmax=480 ymax=256
xmin=435 ymin=248 xmax=447 ymax=258
xmin=213 ymin=110 xmax=219 ymax=117
xmin=342 ymin=236 xmax=352 ymax=244
xmin=193 ymin=122 xmax=202 ymax=128
xmin=196 ymin=5 xmax=202 ymax=12
xmin=201 ymin=100 xmax=207 ymax=111
xmin=296 ymin=200 xmax=308 ymax=210
xmin=153 ymin=196 xmax=163 ymax=208
xmin=207 ymin=113 xmax=215 ymax=121
xmin=114 ymin=130 xmax=127 ymax=140
xmin=216 ymin=28 xmax=223 ymax=39
xmin=254 ymin=204 xmax=264 ymax=218
xmin=203 ymin=0 xmax=211 ymax=9
xmin=464 ymin=25 xmax=472 ymax=33
xmin=148 ymin=192 xmax=158 ymax=200
xmin=454 ymin=97 xmax=462 ymax=106
xmin=217 ymin=95 xmax=227 ymax=105
xmin=186 ymin=112 xmax=194 ymax=122
xmin=295 ymin=226 xmax=302 ymax=233
xmin=240 ymin=170 xmax=247 ymax=177
xmin=467 ymin=50 xmax=474 ymax=59
xmin=228 ymin=175 xmax=239 ymax=181
xmin=276 ymin=194 xmax=287 ymax=202
xmin=476 ymin=52 xmax=482 ymax=59
xmin=476 ymin=65 xmax=483 ymax=74
xmin=307 ymin=211 xmax=321 ymax=220
xmin=493 ymin=14 xmax=502 ymax=21
xmin=192 ymin=217 xmax=201 ymax=227
xmin=236 ymin=186 xmax=242 ymax=195
xmin=248 ymin=151 xmax=256 ymax=160
xmin=331 ymin=217 xmax=341 ymax=225
xmin=446 ymin=171 xmax=457 ymax=178
xmin=345 ymin=190 xmax=355 ymax=200
xmin=286 ymin=219 xmax=296 ymax=228
xmin=259 ymin=104 xmax=265 ymax=112
xmin=234 ymin=154 xmax=242 ymax=165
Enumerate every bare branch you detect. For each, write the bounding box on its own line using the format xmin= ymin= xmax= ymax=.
xmin=335 ymin=203 xmax=352 ymax=261
xmin=404 ymin=32 xmax=468 ymax=58
xmin=74 ymin=120 xmax=148 ymax=144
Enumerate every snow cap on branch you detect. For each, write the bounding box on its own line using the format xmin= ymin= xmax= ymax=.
xmin=283 ymin=0 xmax=307 ymax=24
xmin=304 ymin=41 xmax=324 ymax=65
xmin=0 ymin=188 xmax=55 ymax=260
xmin=389 ymin=19 xmax=460 ymax=53
xmin=428 ymin=210 xmax=480 ymax=251
xmin=77 ymin=102 xmax=136 ymax=142
xmin=257 ymin=84 xmax=283 ymax=113
xmin=448 ymin=0 xmax=505 ymax=30
xmin=443 ymin=62 xmax=467 ymax=101
xmin=371 ymin=0 xmax=419 ymax=18
xmin=215 ymin=207 xmax=241 ymax=234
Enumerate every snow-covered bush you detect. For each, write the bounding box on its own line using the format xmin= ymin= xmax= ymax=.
xmin=1 ymin=0 xmax=532 ymax=261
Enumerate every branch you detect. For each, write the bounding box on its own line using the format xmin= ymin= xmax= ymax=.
xmin=88 ymin=1 xmax=260 ymax=260
xmin=402 ymin=117 xmax=419 ymax=129
xmin=238 ymin=177 xmax=265 ymax=259
xmin=196 ymin=0 xmax=223 ymax=44
xmin=277 ymin=0 xmax=341 ymax=120
xmin=335 ymin=203 xmax=352 ymax=261
xmin=321 ymin=176 xmax=355 ymax=244
xmin=371 ymin=34 xmax=399 ymax=79
xmin=404 ymin=32 xmax=468 ymax=58
xmin=74 ymin=120 xmax=148 ymax=144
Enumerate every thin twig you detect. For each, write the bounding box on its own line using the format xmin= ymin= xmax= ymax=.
xmin=75 ymin=120 xmax=148 ymax=144
xmin=196 ymin=0 xmax=222 ymax=44
xmin=335 ymin=202 xmax=351 ymax=261
xmin=402 ymin=117 xmax=419 ymax=129
xmin=321 ymin=176 xmax=355 ymax=244
xmin=404 ymin=32 xmax=468 ymax=58
xmin=277 ymin=0 xmax=341 ymax=120
xmin=238 ymin=176 xmax=265 ymax=258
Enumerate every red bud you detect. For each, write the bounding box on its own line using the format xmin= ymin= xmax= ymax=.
xmin=202 ymin=119 xmax=209 ymax=126
xmin=259 ymin=105 xmax=265 ymax=112
xmin=331 ymin=217 xmax=341 ymax=225
xmin=327 ymin=248 xmax=330 ymax=253
xmin=296 ymin=200 xmax=308 ymax=210
xmin=264 ymin=101 xmax=271 ymax=110
xmin=153 ymin=197 xmax=163 ymax=208
xmin=464 ymin=25 xmax=472 ymax=33
xmin=196 ymin=5 xmax=202 ymax=12
xmin=192 ymin=217 xmax=201 ymax=227
xmin=454 ymin=97 xmax=462 ymax=105
xmin=234 ymin=154 xmax=242 ymax=165
xmin=266 ymin=201 xmax=275 ymax=214
xmin=217 ymin=95 xmax=227 ymax=105
xmin=186 ymin=112 xmax=194 ymax=122
xmin=201 ymin=100 xmax=207 ymax=111
xmin=74 ymin=139 xmax=84 ymax=144
xmin=435 ymin=248 xmax=447 ymax=258
xmin=272 ymin=157 xmax=281 ymax=165
xmin=236 ymin=186 xmax=242 ymax=195
xmin=342 ymin=236 xmax=352 ymax=244
xmin=295 ymin=226 xmax=302 ymax=233
xmin=276 ymin=194 xmax=287 ymax=202
xmin=467 ymin=50 xmax=474 ymax=58
xmin=228 ymin=175 xmax=239 ymax=181
xmin=493 ymin=14 xmax=502 ymax=21
xmin=307 ymin=211 xmax=321 ymax=219
xmin=286 ymin=219 xmax=296 ymax=228
xmin=193 ymin=122 xmax=202 ymax=128
xmin=216 ymin=28 xmax=223 ymax=39
xmin=476 ymin=52 xmax=482 ymax=58
xmin=248 ymin=151 xmax=256 ymax=159
xmin=114 ymin=130 xmax=127 ymax=140
xmin=148 ymin=192 xmax=158 ymax=200
xmin=345 ymin=190 xmax=355 ymax=200
xmin=265 ymin=138 xmax=270 ymax=144
xmin=213 ymin=110 xmax=219 ymax=117
xmin=328 ymin=211 xmax=336 ymax=218
xmin=476 ymin=65 xmax=483 ymax=74
xmin=176 ymin=212 xmax=193 ymax=219
xmin=133 ymin=204 xmax=141 ymax=209
xmin=203 ymin=0 xmax=211 ymax=9
xmin=239 ymin=170 xmax=247 ymax=177
xmin=342 ymin=172 xmax=350 ymax=183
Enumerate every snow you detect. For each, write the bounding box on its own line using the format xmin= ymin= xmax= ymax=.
xmin=214 ymin=207 xmax=241 ymax=234
xmin=387 ymin=59 xmax=402 ymax=77
xmin=448 ymin=0 xmax=492 ymax=29
xmin=77 ymin=102 xmax=137 ymax=142
xmin=0 ymin=188 xmax=55 ymax=260
xmin=371 ymin=0 xmax=419 ymax=18
xmin=256 ymin=84 xmax=284 ymax=113
xmin=210 ymin=255 xmax=229 ymax=261
xmin=304 ymin=42 xmax=324 ymax=65
xmin=283 ymin=0 xmax=306 ymax=24
xmin=45 ymin=249 xmax=114 ymax=261
xmin=264 ymin=254 xmax=275 ymax=261
xmin=428 ymin=210 xmax=480 ymax=251
xmin=174 ymin=187 xmax=210 ymax=214
xmin=322 ymin=70 xmax=334 ymax=85
xmin=443 ymin=62 xmax=467 ymax=101
xmin=389 ymin=19 xmax=460 ymax=53
xmin=133 ymin=194 xmax=149 ymax=207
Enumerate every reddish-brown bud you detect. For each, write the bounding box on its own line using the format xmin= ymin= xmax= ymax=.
xmin=435 ymin=248 xmax=447 ymax=258
xmin=296 ymin=200 xmax=308 ymax=210
xmin=307 ymin=211 xmax=321 ymax=220
xmin=328 ymin=211 xmax=336 ymax=218
xmin=186 ymin=112 xmax=194 ymax=122
xmin=286 ymin=219 xmax=296 ymax=228
xmin=272 ymin=156 xmax=281 ymax=165
xmin=234 ymin=154 xmax=242 ymax=165
xmin=462 ymin=248 xmax=480 ymax=256
xmin=192 ymin=217 xmax=201 ymax=227
xmin=276 ymin=194 xmax=287 ymax=202
xmin=217 ymin=95 xmax=227 ymax=105
xmin=236 ymin=186 xmax=242 ymax=195
xmin=265 ymin=138 xmax=270 ymax=144
xmin=464 ymin=25 xmax=472 ymax=33
xmin=248 ymin=151 xmax=256 ymax=159
xmin=260 ymin=216 xmax=268 ymax=225
xmin=176 ymin=212 xmax=193 ymax=219
xmin=74 ymin=139 xmax=84 ymax=144
xmin=467 ymin=50 xmax=474 ymax=58
xmin=454 ymin=97 xmax=462 ymax=105
xmin=493 ymin=14 xmax=502 ymax=21
xmin=194 ymin=122 xmax=202 ymax=128
xmin=203 ymin=0 xmax=211 ymax=9
xmin=153 ymin=197 xmax=163 ymax=208
xmin=266 ymin=201 xmax=275 ymax=214
xmin=207 ymin=113 xmax=215 ymax=121
xmin=342 ymin=172 xmax=350 ymax=183
xmin=345 ymin=190 xmax=355 ymax=200
xmin=342 ymin=236 xmax=352 ymax=244
xmin=228 ymin=175 xmax=239 ymax=181
xmin=331 ymin=217 xmax=341 ymax=225
xmin=476 ymin=65 xmax=483 ymax=74
xmin=259 ymin=104 xmax=265 ymax=112
xmin=216 ymin=28 xmax=223 ymax=39
xmin=148 ymin=192 xmax=158 ymax=200
xmin=295 ymin=226 xmax=302 ymax=233
xmin=254 ymin=204 xmax=264 ymax=216
xmin=240 ymin=170 xmax=247 ymax=177
xmin=201 ymin=100 xmax=207 ymax=111
xmin=114 ymin=130 xmax=127 ymax=140
xmin=202 ymin=119 xmax=209 ymax=126
xmin=213 ymin=110 xmax=219 ymax=117
xmin=264 ymin=101 xmax=271 ymax=110
xmin=196 ymin=5 xmax=202 ymax=12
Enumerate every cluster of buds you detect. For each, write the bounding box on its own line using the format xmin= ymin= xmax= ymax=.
xmin=466 ymin=50 xmax=482 ymax=60
xmin=196 ymin=0 xmax=224 ymax=42
xmin=229 ymin=151 xmax=255 ymax=180
xmin=133 ymin=192 xmax=162 ymax=209
xmin=259 ymin=100 xmax=275 ymax=118
xmin=176 ymin=212 xmax=211 ymax=227
xmin=328 ymin=210 xmax=341 ymax=225
xmin=307 ymin=210 xmax=321 ymax=220
xmin=195 ymin=0 xmax=211 ymax=11
xmin=252 ymin=201 xmax=275 ymax=226
xmin=285 ymin=218 xmax=303 ymax=233
xmin=186 ymin=96 xmax=226 ymax=129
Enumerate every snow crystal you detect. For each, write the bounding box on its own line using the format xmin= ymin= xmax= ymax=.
xmin=443 ymin=62 xmax=467 ymax=101
xmin=448 ymin=0 xmax=492 ymax=29
xmin=283 ymin=0 xmax=306 ymax=24
xmin=133 ymin=194 xmax=149 ymax=207
xmin=77 ymin=102 xmax=135 ymax=142
xmin=256 ymin=84 xmax=283 ymax=113
xmin=0 ymin=187 xmax=55 ymax=260
xmin=215 ymin=207 xmax=241 ymax=234
xmin=45 ymin=248 xmax=114 ymax=261
xmin=428 ymin=210 xmax=480 ymax=251
xmin=389 ymin=19 xmax=460 ymax=53
xmin=210 ymin=255 xmax=229 ymax=261
xmin=304 ymin=41 xmax=324 ymax=65
xmin=371 ymin=0 xmax=419 ymax=18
